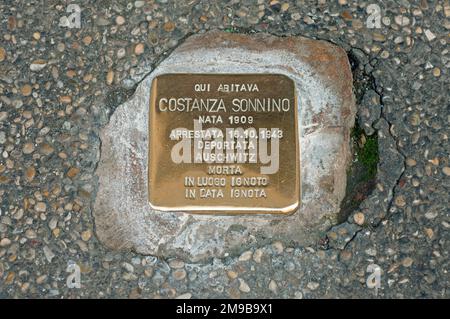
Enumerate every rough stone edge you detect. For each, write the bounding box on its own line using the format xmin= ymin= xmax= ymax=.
xmin=93 ymin=31 xmax=357 ymax=261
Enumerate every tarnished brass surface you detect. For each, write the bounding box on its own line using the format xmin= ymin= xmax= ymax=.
xmin=148 ymin=74 xmax=299 ymax=214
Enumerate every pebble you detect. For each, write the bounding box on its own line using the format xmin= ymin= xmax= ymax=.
xmin=115 ymin=16 xmax=126 ymax=25
xmin=432 ymin=68 xmax=441 ymax=77
xmin=21 ymin=282 xmax=30 ymax=293
xmin=67 ymin=167 xmax=80 ymax=178
xmin=7 ymin=16 xmax=16 ymax=30
xmin=294 ymin=291 xmax=303 ymax=299
xmin=21 ymin=84 xmax=32 ymax=96
xmin=82 ymin=36 xmax=92 ymax=46
xmin=307 ymin=282 xmax=319 ymax=290
xmin=238 ymin=250 xmax=253 ymax=262
xmin=134 ymin=1 xmax=145 ymax=8
xmin=424 ymin=228 xmax=434 ymax=239
xmin=96 ymin=17 xmax=111 ymax=26
xmin=291 ymin=12 xmax=301 ymax=21
xmin=25 ymin=166 xmax=36 ymax=182
xmin=5 ymin=272 xmax=15 ymax=285
xmin=402 ymin=257 xmax=413 ymax=267
xmin=281 ymin=3 xmax=289 ymax=12
xmin=168 ymin=259 xmax=185 ymax=269
xmin=134 ymin=43 xmax=145 ymax=55
xmin=23 ymin=142 xmax=35 ymax=154
xmin=59 ymin=95 xmax=72 ymax=104
xmin=40 ymin=144 xmax=54 ymax=156
xmin=35 ymin=202 xmax=46 ymax=213
xmin=410 ymin=113 xmax=420 ymax=126
xmin=340 ymin=250 xmax=352 ymax=261
xmin=380 ymin=50 xmax=390 ymax=59
xmin=341 ymin=11 xmax=352 ymax=20
xmin=0 ymin=47 xmax=6 ymax=62
xmin=443 ymin=167 xmax=450 ymax=176
xmin=175 ymin=293 xmax=192 ymax=299
xmin=30 ymin=60 xmax=47 ymax=71
xmin=52 ymin=228 xmax=60 ymax=237
xmin=173 ymin=269 xmax=187 ymax=281
xmin=123 ymin=272 xmax=138 ymax=281
xmin=272 ymin=241 xmax=284 ymax=254
xmin=352 ymin=19 xmax=363 ymax=29
xmin=144 ymin=268 xmax=153 ymax=277
xmin=372 ymin=33 xmax=386 ymax=42
xmin=365 ymin=247 xmax=377 ymax=256
xmin=163 ymin=21 xmax=175 ymax=32
xmin=394 ymin=36 xmax=404 ymax=44
xmin=238 ymin=278 xmax=251 ymax=293
xmin=117 ymin=48 xmax=126 ymax=59
xmin=122 ymin=262 xmax=134 ymax=273
xmin=269 ymin=0 xmax=281 ymax=12
xmin=383 ymin=17 xmax=392 ymax=25
xmin=353 ymin=212 xmax=365 ymax=225
xmin=36 ymin=275 xmax=47 ymax=284
xmin=227 ymin=270 xmax=238 ymax=279
xmin=394 ymin=195 xmax=406 ymax=207
xmin=425 ymin=211 xmax=438 ymax=220
xmin=424 ymin=29 xmax=436 ymax=41
xmin=13 ymin=209 xmax=23 ymax=220
xmin=26 ymin=229 xmax=37 ymax=239
xmin=48 ymin=217 xmax=58 ymax=230
xmin=106 ymin=70 xmax=114 ymax=85
xmin=303 ymin=16 xmax=315 ymax=25
xmin=0 ymin=238 xmax=11 ymax=247
xmin=429 ymin=158 xmax=439 ymax=166
xmin=188 ymin=271 xmax=197 ymax=281
xmin=66 ymin=70 xmax=76 ymax=80
xmin=43 ymin=246 xmax=55 ymax=262
xmin=394 ymin=15 xmax=410 ymax=26
xmin=253 ymin=249 xmax=263 ymax=263
xmin=406 ymin=158 xmax=417 ymax=166
xmin=81 ymin=230 xmax=92 ymax=242
xmin=0 ymin=112 xmax=8 ymax=123
xmin=268 ymin=280 xmax=278 ymax=293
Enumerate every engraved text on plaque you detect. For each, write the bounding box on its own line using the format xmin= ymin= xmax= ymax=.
xmin=148 ymin=74 xmax=299 ymax=214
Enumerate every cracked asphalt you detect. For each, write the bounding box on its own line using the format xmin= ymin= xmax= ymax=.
xmin=0 ymin=0 xmax=449 ymax=298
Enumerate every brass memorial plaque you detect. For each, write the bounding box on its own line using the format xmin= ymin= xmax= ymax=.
xmin=148 ymin=74 xmax=299 ymax=214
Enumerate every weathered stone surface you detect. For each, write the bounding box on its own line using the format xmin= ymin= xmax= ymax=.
xmin=94 ymin=30 xmax=355 ymax=261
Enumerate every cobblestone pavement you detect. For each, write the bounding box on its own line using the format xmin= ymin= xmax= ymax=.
xmin=0 ymin=0 xmax=449 ymax=298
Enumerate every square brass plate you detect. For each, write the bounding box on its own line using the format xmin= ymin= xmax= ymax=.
xmin=148 ymin=74 xmax=299 ymax=214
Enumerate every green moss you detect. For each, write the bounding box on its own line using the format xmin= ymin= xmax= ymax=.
xmin=360 ymin=136 xmax=378 ymax=178
xmin=338 ymin=124 xmax=379 ymax=223
xmin=352 ymin=126 xmax=379 ymax=181
xmin=223 ymin=27 xmax=239 ymax=33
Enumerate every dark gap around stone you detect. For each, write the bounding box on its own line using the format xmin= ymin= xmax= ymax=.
xmin=338 ymin=49 xmax=380 ymax=224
